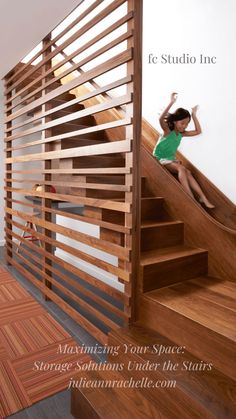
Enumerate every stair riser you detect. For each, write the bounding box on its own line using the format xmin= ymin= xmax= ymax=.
xmin=73 ymin=156 xmax=125 ymax=169
xmin=52 ymin=127 xmax=105 ymax=141
xmin=52 ymin=124 xmax=105 ymax=137
xmin=57 ymin=92 xmax=79 ymax=101
xmin=50 ymin=100 xmax=84 ymax=112
xmin=141 ymin=198 xmax=167 ymax=222
xmin=18 ymin=81 xmax=61 ymax=95
xmin=100 ymin=228 xmax=123 ymax=246
xmin=52 ymin=115 xmax=94 ymax=126
xmin=85 ymin=175 xmax=127 ymax=185
xmin=141 ymin=224 xmax=184 ymax=251
xmin=61 ymin=139 xmax=106 ymax=149
xmin=139 ymin=296 xmax=236 ymax=381
xmin=142 ymin=253 xmax=208 ymax=291
xmin=86 ymin=190 xmax=125 ymax=200
xmin=83 ymin=206 xmax=102 ymax=219
xmin=83 ymin=177 xmax=146 ymax=200
xmin=101 ymin=209 xmax=124 ymax=225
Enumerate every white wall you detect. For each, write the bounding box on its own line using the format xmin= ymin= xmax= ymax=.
xmin=143 ymin=0 xmax=236 ymax=203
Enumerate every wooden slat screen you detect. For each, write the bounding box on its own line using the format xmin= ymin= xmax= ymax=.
xmin=4 ymin=0 xmax=142 ymax=344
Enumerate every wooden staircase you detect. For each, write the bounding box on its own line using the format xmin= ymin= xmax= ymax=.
xmin=4 ymin=2 xmax=235 ymax=415
xmin=37 ymin=68 xmax=236 ymax=419
xmin=10 ymin=62 xmax=236 ymax=418
xmin=71 ymin=169 xmax=236 ymax=417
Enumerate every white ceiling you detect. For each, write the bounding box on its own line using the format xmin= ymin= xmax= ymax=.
xmin=0 ymin=0 xmax=80 ymax=79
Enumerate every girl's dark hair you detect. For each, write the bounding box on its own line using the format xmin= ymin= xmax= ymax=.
xmin=165 ymin=108 xmax=191 ymax=130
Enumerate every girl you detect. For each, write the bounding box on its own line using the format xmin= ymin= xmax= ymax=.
xmin=153 ymin=92 xmax=215 ymax=208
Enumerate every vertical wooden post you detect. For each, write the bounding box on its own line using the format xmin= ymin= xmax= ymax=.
xmin=5 ymin=83 xmax=13 ymax=264
xmin=124 ymin=0 xmax=143 ymax=321
xmin=42 ymin=35 xmax=53 ymax=299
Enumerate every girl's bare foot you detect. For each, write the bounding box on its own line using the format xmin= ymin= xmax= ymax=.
xmin=199 ymin=197 xmax=215 ymax=209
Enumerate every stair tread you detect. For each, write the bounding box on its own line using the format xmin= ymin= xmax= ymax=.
xmin=189 ymin=276 xmax=236 ymax=299
xmin=141 ymin=220 xmax=183 ymax=228
xmin=145 ymin=279 xmax=236 ymax=341
xmin=50 ymin=98 xmax=84 ymax=109
xmin=177 ymin=276 xmax=236 ymax=311
xmin=141 ymin=245 xmax=207 ymax=266
xmin=110 ymin=323 xmax=236 ymax=418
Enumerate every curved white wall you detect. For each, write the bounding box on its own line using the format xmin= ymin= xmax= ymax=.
xmin=143 ymin=0 xmax=236 ymax=203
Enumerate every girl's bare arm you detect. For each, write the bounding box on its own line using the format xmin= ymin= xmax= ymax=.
xmin=183 ymin=105 xmax=202 ymax=137
xmin=159 ymin=92 xmax=177 ymax=133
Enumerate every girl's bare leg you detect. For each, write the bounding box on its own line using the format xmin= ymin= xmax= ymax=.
xmin=164 ymin=162 xmax=195 ymax=199
xmin=164 ymin=162 xmax=215 ymax=208
xmin=186 ymin=171 xmax=215 ymax=208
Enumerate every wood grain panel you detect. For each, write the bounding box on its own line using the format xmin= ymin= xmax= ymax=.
xmin=4 ymin=0 xmax=141 ymax=349
xmin=6 ymin=95 xmax=132 ymax=141
xmin=5 ymin=76 xmax=132 ymax=129
xmin=6 ymin=48 xmax=133 ymax=113
xmin=6 ymin=140 xmax=131 ymax=164
xmin=7 ymin=218 xmax=128 ymax=303
xmin=5 ymin=207 xmax=130 ymax=260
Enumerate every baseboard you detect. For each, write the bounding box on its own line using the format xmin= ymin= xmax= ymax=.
xmin=55 ymin=249 xmax=124 ymax=292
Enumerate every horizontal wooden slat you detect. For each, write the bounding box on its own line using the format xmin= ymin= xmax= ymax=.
xmin=5 ymin=187 xmax=130 ymax=212
xmin=6 ymin=139 xmax=131 ymax=164
xmin=6 ymin=178 xmax=130 ymax=193
xmin=6 ymin=219 xmax=128 ymax=299
xmin=4 ymin=0 xmax=105 ymax=85
xmin=5 ymin=0 xmax=127 ymax=95
xmin=4 ymin=0 xmax=141 ymax=345
xmin=4 ymin=0 xmax=90 ymax=83
xmin=6 ymin=46 xmax=133 ymax=114
xmin=5 ymin=9 xmax=133 ymax=107
xmin=6 ymin=238 xmax=121 ymax=330
xmin=6 ymin=167 xmax=131 ymax=175
xmin=8 ymin=29 xmax=133 ymax=106
xmin=6 ymin=94 xmax=132 ymax=141
xmin=6 ymin=219 xmax=128 ymax=282
xmin=5 ymin=254 xmax=108 ymax=345
xmin=6 ymin=207 xmax=131 ymax=260
xmin=7 ymin=219 xmax=130 ymax=284
xmin=6 ymin=197 xmax=130 ymax=235
xmin=7 ymin=230 xmax=127 ymax=314
xmin=5 ymin=119 xmax=131 ymax=151
xmin=5 ymin=75 xmax=132 ymax=127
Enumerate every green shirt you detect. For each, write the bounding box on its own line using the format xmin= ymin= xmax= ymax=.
xmin=153 ymin=131 xmax=182 ymax=161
